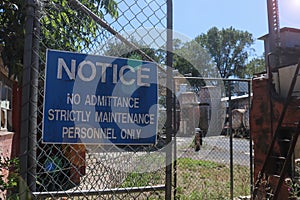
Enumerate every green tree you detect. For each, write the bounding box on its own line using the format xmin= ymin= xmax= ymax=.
xmin=195 ymin=26 xmax=254 ymax=78
xmin=0 ymin=0 xmax=118 ymax=78
xmin=172 ymin=39 xmax=218 ymax=88
xmin=0 ymin=0 xmax=26 ymax=78
xmin=244 ymin=56 xmax=265 ymax=77
xmin=173 ymin=39 xmax=215 ymax=78
xmin=104 ymin=37 xmax=162 ymax=62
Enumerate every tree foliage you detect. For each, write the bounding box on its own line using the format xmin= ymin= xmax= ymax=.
xmin=0 ymin=0 xmax=118 ymax=78
xmin=41 ymin=0 xmax=118 ymax=51
xmin=0 ymin=0 xmax=26 ymax=78
xmin=173 ymin=39 xmax=216 ymax=78
xmin=195 ymin=27 xmax=254 ymax=78
xmin=172 ymin=39 xmax=218 ymax=87
xmin=104 ymin=37 xmax=163 ymax=63
xmin=244 ymin=56 xmax=265 ymax=77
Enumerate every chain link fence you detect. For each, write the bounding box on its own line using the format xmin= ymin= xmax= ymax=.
xmin=173 ymin=77 xmax=252 ymax=199
xmin=18 ymin=0 xmax=171 ymax=199
xmin=9 ymin=0 xmax=255 ymax=199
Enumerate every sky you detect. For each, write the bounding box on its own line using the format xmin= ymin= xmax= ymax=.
xmin=173 ymin=0 xmax=300 ymax=57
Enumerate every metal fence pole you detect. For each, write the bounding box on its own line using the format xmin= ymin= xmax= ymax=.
xmin=248 ymin=81 xmax=254 ymax=194
xmin=20 ymin=0 xmax=36 ymax=196
xmin=228 ymin=81 xmax=234 ymax=200
xmin=165 ymin=0 xmax=173 ymax=199
xmin=173 ymin=78 xmax=177 ymax=199
xmin=27 ymin=0 xmax=41 ymax=192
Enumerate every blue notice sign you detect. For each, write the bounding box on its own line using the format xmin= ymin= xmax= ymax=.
xmin=43 ymin=49 xmax=158 ymax=144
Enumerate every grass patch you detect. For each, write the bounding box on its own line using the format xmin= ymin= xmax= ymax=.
xmin=178 ymin=158 xmax=222 ymax=169
xmin=120 ymin=158 xmax=251 ymax=199
xmin=120 ymin=171 xmax=165 ymax=200
xmin=121 ymin=171 xmax=164 ymax=188
xmin=176 ymin=158 xmax=250 ymax=200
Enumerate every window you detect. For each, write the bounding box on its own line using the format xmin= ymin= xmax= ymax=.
xmin=0 ymin=82 xmax=12 ymax=131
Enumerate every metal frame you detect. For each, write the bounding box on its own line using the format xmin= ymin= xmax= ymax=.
xmin=21 ymin=0 xmax=174 ymax=199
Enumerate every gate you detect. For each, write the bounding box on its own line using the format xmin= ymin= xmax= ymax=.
xmin=173 ymin=77 xmax=252 ymax=199
xmin=19 ymin=0 xmax=173 ymax=199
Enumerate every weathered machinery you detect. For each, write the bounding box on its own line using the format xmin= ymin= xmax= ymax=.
xmin=251 ymin=0 xmax=300 ymax=199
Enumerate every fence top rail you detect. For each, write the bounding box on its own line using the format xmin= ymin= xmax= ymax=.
xmin=32 ymin=185 xmax=166 ymax=198
xmin=173 ymin=76 xmax=252 ymax=82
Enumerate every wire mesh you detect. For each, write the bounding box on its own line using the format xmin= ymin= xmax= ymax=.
xmin=174 ymin=78 xmax=252 ymax=199
xmin=19 ymin=0 xmax=169 ymax=199
xmin=15 ymin=0 xmax=255 ymax=199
